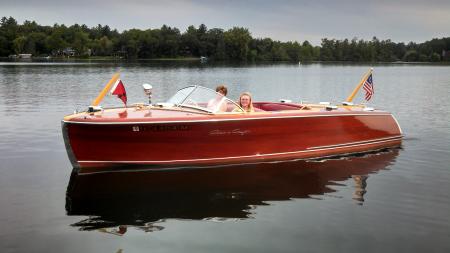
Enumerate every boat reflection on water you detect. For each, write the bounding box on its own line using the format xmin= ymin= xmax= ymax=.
xmin=66 ymin=148 xmax=400 ymax=235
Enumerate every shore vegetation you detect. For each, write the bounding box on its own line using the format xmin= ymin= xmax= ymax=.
xmin=1 ymin=17 xmax=449 ymax=62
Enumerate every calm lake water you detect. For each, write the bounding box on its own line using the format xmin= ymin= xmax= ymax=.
xmin=0 ymin=60 xmax=449 ymax=253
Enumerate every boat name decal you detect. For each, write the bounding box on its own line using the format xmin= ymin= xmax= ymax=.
xmin=209 ymin=129 xmax=251 ymax=136
xmin=132 ymin=125 xmax=190 ymax=132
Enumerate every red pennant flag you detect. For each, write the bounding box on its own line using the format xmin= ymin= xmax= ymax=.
xmin=111 ymin=79 xmax=127 ymax=105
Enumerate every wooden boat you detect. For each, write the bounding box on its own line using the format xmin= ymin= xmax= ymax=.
xmin=62 ymin=71 xmax=402 ymax=173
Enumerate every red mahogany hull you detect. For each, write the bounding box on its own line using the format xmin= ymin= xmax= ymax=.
xmin=62 ymin=107 xmax=402 ymax=172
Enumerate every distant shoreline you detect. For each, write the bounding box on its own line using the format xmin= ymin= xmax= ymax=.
xmin=3 ymin=56 xmax=202 ymax=61
xmin=2 ymin=57 xmax=450 ymax=66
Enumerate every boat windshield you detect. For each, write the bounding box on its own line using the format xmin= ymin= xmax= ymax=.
xmin=167 ymin=86 xmax=243 ymax=113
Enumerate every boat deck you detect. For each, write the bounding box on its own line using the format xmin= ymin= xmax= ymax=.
xmin=63 ymin=102 xmax=383 ymax=124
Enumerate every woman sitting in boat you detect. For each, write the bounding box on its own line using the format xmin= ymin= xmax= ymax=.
xmin=207 ymin=85 xmax=228 ymax=112
xmin=235 ymin=92 xmax=254 ymax=113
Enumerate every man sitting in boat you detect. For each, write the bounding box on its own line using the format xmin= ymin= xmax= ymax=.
xmin=207 ymin=85 xmax=228 ymax=112
xmin=215 ymin=85 xmax=227 ymax=96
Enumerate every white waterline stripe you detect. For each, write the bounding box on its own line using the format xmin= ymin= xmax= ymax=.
xmin=306 ymin=135 xmax=403 ymax=150
xmin=79 ymin=137 xmax=402 ymax=164
xmin=79 ymin=160 xmax=287 ymax=175
xmin=63 ymin=113 xmax=392 ymax=125
xmin=78 ymin=148 xmax=400 ymax=175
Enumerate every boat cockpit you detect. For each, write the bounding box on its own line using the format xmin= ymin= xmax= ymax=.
xmin=166 ymin=86 xmax=307 ymax=114
xmin=166 ymin=86 xmax=244 ymax=113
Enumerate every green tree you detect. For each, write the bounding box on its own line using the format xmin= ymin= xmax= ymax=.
xmin=430 ymin=52 xmax=441 ymax=62
xmin=0 ymin=17 xmax=18 ymax=55
xmin=137 ymin=30 xmax=159 ymax=58
xmin=252 ymin=38 xmax=273 ymax=61
xmin=92 ymin=36 xmax=113 ymax=56
xmin=284 ymin=41 xmax=301 ymax=61
xmin=0 ymin=35 xmax=9 ymax=55
xmin=181 ymin=25 xmax=200 ymax=56
xmin=320 ymin=38 xmax=335 ymax=61
xmin=403 ymin=50 xmax=418 ymax=62
xmin=204 ymin=28 xmax=225 ymax=59
xmin=46 ymin=26 xmax=68 ymax=55
xmin=224 ymin=27 xmax=251 ymax=60
xmin=418 ymin=54 xmax=429 ymax=62
xmin=13 ymin=36 xmax=26 ymax=54
xmin=157 ymin=25 xmax=180 ymax=57
xmin=271 ymin=41 xmax=289 ymax=61
xmin=72 ymin=31 xmax=90 ymax=56
xmin=119 ymin=29 xmax=142 ymax=58
xmin=299 ymin=40 xmax=314 ymax=61
xmin=28 ymin=32 xmax=49 ymax=55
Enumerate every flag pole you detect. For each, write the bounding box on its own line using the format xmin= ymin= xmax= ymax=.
xmin=91 ymin=72 xmax=120 ymax=106
xmin=345 ymin=68 xmax=373 ymax=102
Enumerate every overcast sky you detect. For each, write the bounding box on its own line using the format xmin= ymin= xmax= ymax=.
xmin=2 ymin=0 xmax=449 ymax=45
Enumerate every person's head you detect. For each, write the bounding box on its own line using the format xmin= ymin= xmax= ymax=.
xmin=238 ymin=92 xmax=253 ymax=112
xmin=216 ymin=85 xmax=228 ymax=96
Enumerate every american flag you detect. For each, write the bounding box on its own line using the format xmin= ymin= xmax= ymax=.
xmin=363 ymin=74 xmax=374 ymax=101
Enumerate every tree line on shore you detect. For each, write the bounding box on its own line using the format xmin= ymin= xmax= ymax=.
xmin=1 ymin=16 xmax=449 ymax=62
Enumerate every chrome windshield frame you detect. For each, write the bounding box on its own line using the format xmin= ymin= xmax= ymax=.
xmin=178 ymin=86 xmax=198 ymax=105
